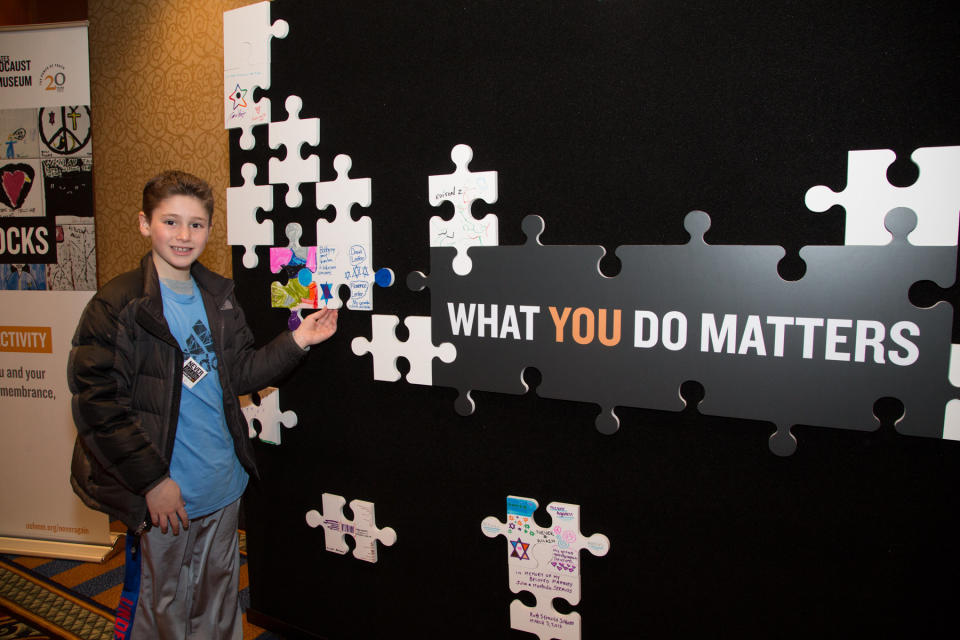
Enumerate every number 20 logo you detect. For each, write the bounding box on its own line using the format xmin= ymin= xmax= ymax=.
xmin=44 ymin=72 xmax=66 ymax=91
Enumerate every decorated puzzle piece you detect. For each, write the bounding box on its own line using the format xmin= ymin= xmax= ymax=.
xmin=269 ymin=95 xmax=320 ymax=208
xmin=226 ymin=163 xmax=273 ymax=268
xmin=315 ymin=154 xmax=395 ymax=310
xmin=428 ymin=143 xmax=498 ymax=275
xmin=805 ymin=146 xmax=960 ymax=246
xmin=240 ymin=386 xmax=296 ymax=445
xmin=351 ymin=314 xmax=456 ymax=386
xmin=305 ymin=493 xmax=397 ymax=563
xmin=223 ymin=1 xmax=288 ymax=149
xmin=481 ymin=496 xmax=610 ymax=640
xmin=270 ymin=222 xmax=319 ymax=329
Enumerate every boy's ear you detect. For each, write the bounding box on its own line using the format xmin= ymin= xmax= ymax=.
xmin=138 ymin=211 xmax=150 ymax=237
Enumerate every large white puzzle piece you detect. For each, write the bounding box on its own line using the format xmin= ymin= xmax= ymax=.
xmin=351 ymin=314 xmax=456 ymax=386
xmin=305 ymin=493 xmax=397 ymax=563
xmin=429 ymin=143 xmax=499 ymax=275
xmin=226 ymin=163 xmax=273 ymax=269
xmin=481 ymin=496 xmax=610 ymax=640
xmin=804 ymin=146 xmax=960 ymax=246
xmin=223 ymin=0 xmax=288 ymax=149
xmin=240 ymin=386 xmax=296 ymax=445
xmin=269 ymin=95 xmax=320 ymax=208
xmin=315 ymin=154 xmax=393 ymax=310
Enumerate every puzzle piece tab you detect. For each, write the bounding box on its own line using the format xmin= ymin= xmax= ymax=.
xmin=482 ymin=496 xmax=610 ymax=640
xmin=428 ymin=143 xmax=499 ymax=275
xmin=240 ymin=386 xmax=296 ymax=445
xmin=223 ymin=1 xmax=288 ymax=149
xmin=351 ymin=314 xmax=456 ymax=386
xmin=226 ymin=163 xmax=273 ymax=269
xmin=269 ymin=95 xmax=320 ymax=208
xmin=305 ymin=493 xmax=397 ymax=563
xmin=804 ymin=146 xmax=960 ymax=246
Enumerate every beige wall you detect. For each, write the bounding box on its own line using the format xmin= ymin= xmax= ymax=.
xmin=89 ymin=0 xmax=252 ymax=285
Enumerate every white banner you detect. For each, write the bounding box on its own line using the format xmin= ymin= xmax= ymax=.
xmin=0 ymin=24 xmax=109 ymax=559
xmin=0 ymin=290 xmax=110 ymax=547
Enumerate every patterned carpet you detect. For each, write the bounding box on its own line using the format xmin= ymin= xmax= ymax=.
xmin=0 ymin=531 xmax=281 ymax=640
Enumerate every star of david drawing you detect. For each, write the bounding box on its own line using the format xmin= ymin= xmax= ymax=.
xmin=229 ymin=83 xmax=248 ymax=110
xmin=510 ymin=537 xmax=530 ymax=560
xmin=320 ymin=283 xmax=334 ymax=303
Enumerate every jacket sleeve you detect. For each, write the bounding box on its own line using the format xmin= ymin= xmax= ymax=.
xmin=68 ymin=292 xmax=169 ymax=494
xmin=223 ymin=292 xmax=308 ymax=395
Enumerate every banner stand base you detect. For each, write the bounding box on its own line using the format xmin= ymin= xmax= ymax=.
xmin=0 ymin=532 xmax=122 ymax=563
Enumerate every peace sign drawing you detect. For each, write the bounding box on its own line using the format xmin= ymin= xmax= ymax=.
xmin=38 ymin=106 xmax=92 ymax=156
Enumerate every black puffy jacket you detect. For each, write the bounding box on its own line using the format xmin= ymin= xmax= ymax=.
xmin=68 ymin=254 xmax=306 ymax=531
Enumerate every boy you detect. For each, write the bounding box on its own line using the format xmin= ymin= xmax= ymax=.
xmin=68 ymin=170 xmax=337 ymax=639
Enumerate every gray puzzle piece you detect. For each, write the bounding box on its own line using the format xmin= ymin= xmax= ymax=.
xmin=411 ymin=208 xmax=957 ymax=454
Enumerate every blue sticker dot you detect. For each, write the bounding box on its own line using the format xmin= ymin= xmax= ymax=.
xmin=375 ymin=267 xmax=394 ymax=287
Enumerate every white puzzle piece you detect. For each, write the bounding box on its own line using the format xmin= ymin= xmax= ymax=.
xmin=351 ymin=314 xmax=456 ymax=386
xmin=429 ymin=143 xmax=499 ymax=275
xmin=305 ymin=493 xmax=397 ymax=563
xmin=481 ymin=496 xmax=610 ymax=640
xmin=315 ymin=154 xmax=394 ymax=310
xmin=226 ymin=163 xmax=274 ymax=268
xmin=269 ymin=95 xmax=320 ymax=208
xmin=240 ymin=386 xmax=297 ymax=445
xmin=804 ymin=146 xmax=960 ymax=246
xmin=223 ymin=1 xmax=288 ymax=149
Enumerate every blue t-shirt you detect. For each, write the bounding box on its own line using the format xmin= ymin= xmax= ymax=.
xmin=159 ymin=278 xmax=248 ymax=518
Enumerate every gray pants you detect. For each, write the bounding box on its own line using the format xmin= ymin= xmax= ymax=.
xmin=132 ymin=499 xmax=242 ymax=640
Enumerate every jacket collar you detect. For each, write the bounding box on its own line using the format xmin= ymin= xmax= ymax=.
xmin=135 ymin=253 xmax=235 ymax=342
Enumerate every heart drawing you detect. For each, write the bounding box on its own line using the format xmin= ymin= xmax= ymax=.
xmin=0 ymin=163 xmax=36 ymax=210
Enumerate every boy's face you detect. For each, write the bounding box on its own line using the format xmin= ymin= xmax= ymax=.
xmin=138 ymin=194 xmax=211 ymax=280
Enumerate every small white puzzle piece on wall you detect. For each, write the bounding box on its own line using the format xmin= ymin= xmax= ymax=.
xmin=226 ymin=163 xmax=273 ymax=269
xmin=223 ymin=0 xmax=288 ymax=150
xmin=429 ymin=143 xmax=499 ymax=275
xmin=240 ymin=386 xmax=296 ymax=445
xmin=804 ymin=146 xmax=960 ymax=246
xmin=351 ymin=314 xmax=456 ymax=386
xmin=269 ymin=95 xmax=320 ymax=208
xmin=305 ymin=493 xmax=397 ymax=563
xmin=481 ymin=496 xmax=610 ymax=640
xmin=270 ymin=222 xmax=319 ymax=329
xmin=316 ymin=154 xmax=394 ymax=310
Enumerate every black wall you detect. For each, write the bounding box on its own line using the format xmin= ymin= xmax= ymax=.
xmin=230 ymin=2 xmax=960 ymax=637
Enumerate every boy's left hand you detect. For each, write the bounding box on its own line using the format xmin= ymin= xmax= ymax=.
xmin=292 ymin=307 xmax=339 ymax=349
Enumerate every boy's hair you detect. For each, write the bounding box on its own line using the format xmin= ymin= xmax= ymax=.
xmin=142 ymin=170 xmax=215 ymax=220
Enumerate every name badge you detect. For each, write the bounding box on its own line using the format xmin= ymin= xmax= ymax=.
xmin=182 ymin=356 xmax=208 ymax=389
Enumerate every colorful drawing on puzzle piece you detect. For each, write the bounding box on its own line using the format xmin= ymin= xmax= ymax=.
xmin=481 ymin=496 xmax=610 ymax=640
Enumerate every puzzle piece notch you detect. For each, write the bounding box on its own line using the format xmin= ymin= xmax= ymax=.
xmin=429 ymin=143 xmax=499 ymax=275
xmin=226 ymin=163 xmax=273 ymax=269
xmin=351 ymin=315 xmax=456 ymax=385
xmin=804 ymin=146 xmax=960 ymax=247
xmin=240 ymin=386 xmax=296 ymax=445
xmin=305 ymin=493 xmax=397 ymax=563
xmin=223 ymin=1 xmax=288 ymax=149
xmin=482 ymin=496 xmax=609 ymax=640
xmin=268 ymin=95 xmax=320 ymax=208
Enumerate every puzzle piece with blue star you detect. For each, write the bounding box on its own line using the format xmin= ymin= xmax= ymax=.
xmin=481 ymin=496 xmax=610 ymax=640
xmin=315 ymin=154 xmax=395 ymax=310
